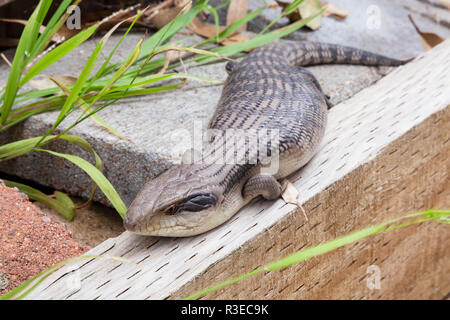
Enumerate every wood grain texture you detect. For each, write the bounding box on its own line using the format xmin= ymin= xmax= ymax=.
xmin=25 ymin=40 xmax=450 ymax=300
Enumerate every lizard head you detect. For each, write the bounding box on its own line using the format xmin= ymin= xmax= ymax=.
xmin=123 ymin=164 xmax=225 ymax=237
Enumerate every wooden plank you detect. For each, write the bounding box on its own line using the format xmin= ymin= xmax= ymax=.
xmin=26 ymin=40 xmax=450 ymax=300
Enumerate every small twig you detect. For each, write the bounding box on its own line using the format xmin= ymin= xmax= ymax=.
xmin=143 ymin=0 xmax=175 ymax=21
xmin=0 ymin=52 xmax=12 ymax=67
xmin=179 ymin=55 xmax=187 ymax=74
xmin=96 ymin=3 xmax=141 ymax=29
xmin=25 ymin=41 xmax=58 ymax=72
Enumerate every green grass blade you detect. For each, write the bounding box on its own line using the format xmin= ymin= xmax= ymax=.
xmin=15 ymin=87 xmax=61 ymax=102
xmin=217 ymin=7 xmax=265 ymax=40
xmin=183 ymin=209 xmax=450 ymax=299
xmin=0 ymin=0 xmax=46 ymax=124
xmin=55 ymin=190 xmax=75 ymax=211
xmin=19 ymin=0 xmax=52 ymax=65
xmin=88 ymin=35 xmax=144 ymax=106
xmin=34 ymin=25 xmax=103 ymax=146
xmin=35 ymin=148 xmax=127 ymax=217
xmin=196 ymin=6 xmax=265 ymax=47
xmin=2 ymin=179 xmax=75 ymax=220
xmin=0 ymin=133 xmax=105 ymax=215
xmin=260 ymin=0 xmax=305 ymax=34
xmin=28 ymin=0 xmax=78 ymax=61
xmin=21 ymin=23 xmax=98 ymax=85
xmin=0 ymin=135 xmax=56 ymax=159
xmin=57 ymin=134 xmax=104 ymax=207
xmin=196 ymin=8 xmax=323 ymax=64
xmin=49 ymin=76 xmax=124 ymax=139
xmin=0 ymin=254 xmax=133 ymax=300
xmin=2 ymin=100 xmax=64 ymax=131
xmin=88 ymin=12 xmax=142 ymax=82
xmin=138 ymin=0 xmax=209 ymax=58
xmin=86 ymin=82 xmax=183 ymax=101
xmin=284 ymin=0 xmax=307 ymax=14
xmin=0 ymin=257 xmax=72 ymax=300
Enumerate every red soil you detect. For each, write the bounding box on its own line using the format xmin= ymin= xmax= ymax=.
xmin=0 ymin=180 xmax=89 ymax=296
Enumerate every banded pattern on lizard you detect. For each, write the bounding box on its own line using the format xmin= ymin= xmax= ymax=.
xmin=123 ymin=41 xmax=410 ymax=237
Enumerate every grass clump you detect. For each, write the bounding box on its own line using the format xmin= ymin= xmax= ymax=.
xmin=0 ymin=0 xmax=317 ymax=219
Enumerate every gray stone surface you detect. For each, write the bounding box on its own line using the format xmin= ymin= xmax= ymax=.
xmin=0 ymin=0 xmax=443 ymax=208
xmin=395 ymin=0 xmax=450 ymax=38
xmin=247 ymin=0 xmax=425 ymax=59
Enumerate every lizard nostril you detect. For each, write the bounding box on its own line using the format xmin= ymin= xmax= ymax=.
xmin=123 ymin=215 xmax=138 ymax=231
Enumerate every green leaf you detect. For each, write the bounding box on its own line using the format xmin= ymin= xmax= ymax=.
xmin=88 ymin=35 xmax=144 ymax=106
xmin=182 ymin=209 xmax=450 ymax=299
xmin=196 ymin=9 xmax=323 ymax=64
xmin=0 ymin=135 xmax=55 ymax=159
xmin=139 ymin=0 xmax=209 ymax=58
xmin=55 ymin=191 xmax=75 ymax=210
xmin=49 ymin=76 xmax=124 ymax=139
xmin=28 ymin=0 xmax=78 ymax=62
xmin=0 ymin=0 xmax=46 ymax=124
xmin=2 ymin=179 xmax=75 ymax=221
xmin=57 ymin=134 xmax=104 ymax=208
xmin=1 ymin=99 xmax=64 ymax=131
xmin=20 ymin=0 xmax=52 ymax=65
xmin=0 ymin=254 xmax=133 ymax=300
xmin=197 ymin=6 xmax=265 ymax=47
xmin=34 ymin=24 xmax=103 ymax=146
xmin=35 ymin=148 xmax=127 ymax=217
xmin=260 ymin=0 xmax=304 ymax=34
xmin=21 ymin=23 xmax=98 ymax=85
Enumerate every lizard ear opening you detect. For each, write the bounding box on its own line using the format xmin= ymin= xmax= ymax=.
xmin=225 ymin=61 xmax=237 ymax=74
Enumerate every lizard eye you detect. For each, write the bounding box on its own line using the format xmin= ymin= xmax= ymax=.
xmin=176 ymin=193 xmax=218 ymax=213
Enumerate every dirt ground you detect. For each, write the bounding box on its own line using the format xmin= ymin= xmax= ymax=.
xmin=0 ymin=180 xmax=92 ymax=295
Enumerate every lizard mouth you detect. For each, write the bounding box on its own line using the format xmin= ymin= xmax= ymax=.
xmin=124 ymin=207 xmax=219 ymax=237
xmin=123 ymin=192 xmax=219 ymax=235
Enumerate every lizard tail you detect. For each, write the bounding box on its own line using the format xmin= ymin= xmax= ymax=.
xmin=257 ymin=41 xmax=413 ymax=67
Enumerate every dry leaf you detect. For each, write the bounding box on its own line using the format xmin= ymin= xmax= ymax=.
xmin=276 ymin=0 xmax=322 ymax=30
xmin=30 ymin=74 xmax=77 ymax=91
xmin=275 ymin=0 xmax=299 ymax=19
xmin=222 ymin=32 xmax=250 ymax=46
xmin=0 ymin=18 xmax=69 ymax=42
xmin=0 ymin=52 xmax=11 ymax=67
xmin=93 ymin=3 xmax=148 ymax=30
xmin=408 ymin=14 xmax=444 ymax=51
xmin=226 ymin=0 xmax=248 ymax=31
xmin=281 ymin=179 xmax=308 ymax=220
xmin=440 ymin=0 xmax=450 ymax=10
xmin=187 ymin=16 xmax=223 ymax=38
xmin=298 ymin=0 xmax=322 ymax=30
xmin=158 ymin=46 xmax=183 ymax=75
xmin=0 ymin=0 xmax=16 ymax=8
xmin=146 ymin=0 xmax=192 ymax=29
xmin=187 ymin=17 xmax=249 ymax=47
xmin=321 ymin=2 xmax=348 ymax=19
